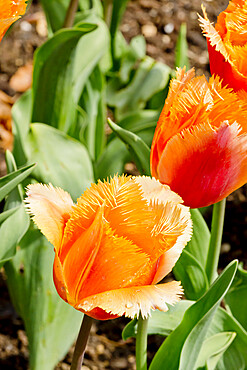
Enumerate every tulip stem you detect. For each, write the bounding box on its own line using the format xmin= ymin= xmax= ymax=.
xmin=63 ymin=0 xmax=79 ymax=28
xmin=136 ymin=316 xmax=148 ymax=370
xmin=70 ymin=314 xmax=93 ymax=370
xmin=206 ymin=198 xmax=226 ymax=285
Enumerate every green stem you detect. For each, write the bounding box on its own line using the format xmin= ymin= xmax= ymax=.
xmin=70 ymin=314 xmax=93 ymax=370
xmin=205 ymin=198 xmax=226 ymax=285
xmin=103 ymin=0 xmax=113 ymax=28
xmin=63 ymin=0 xmax=79 ymax=28
xmin=136 ymin=316 xmax=148 ymax=370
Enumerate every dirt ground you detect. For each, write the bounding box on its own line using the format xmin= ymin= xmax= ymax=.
xmin=0 ymin=0 xmax=246 ymax=369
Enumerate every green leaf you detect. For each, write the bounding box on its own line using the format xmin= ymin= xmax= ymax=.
xmin=107 ymin=56 xmax=171 ymax=120
xmin=26 ymin=123 xmax=94 ymax=200
xmin=12 ymin=90 xmax=32 ymax=166
xmin=173 ymin=249 xmax=209 ymax=300
xmin=225 ymin=265 xmax=247 ymax=331
xmin=122 ymin=301 xmax=193 ymax=340
xmin=5 ymin=228 xmax=82 ymax=370
xmin=175 ymin=23 xmax=189 ymax=70
xmin=78 ymin=65 xmax=106 ymax=161
xmin=0 ymin=163 xmax=36 ymax=203
xmin=0 ymin=207 xmax=19 ymax=224
xmin=208 ymin=307 xmax=247 ymax=369
xmin=32 ymin=24 xmax=98 ymax=133
xmin=173 ymin=208 xmax=210 ymax=299
xmin=108 ymin=118 xmax=150 ymax=175
xmin=39 ymin=0 xmax=69 ymax=34
xmin=195 ymin=332 xmax=236 ymax=370
xmin=0 ymin=205 xmax=29 ymax=266
xmin=149 ymin=260 xmax=238 ymax=370
xmin=94 ymin=137 xmax=130 ymax=180
xmin=72 ymin=16 xmax=109 ymax=102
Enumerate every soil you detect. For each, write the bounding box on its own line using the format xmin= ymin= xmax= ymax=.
xmin=0 ymin=0 xmax=247 ymax=369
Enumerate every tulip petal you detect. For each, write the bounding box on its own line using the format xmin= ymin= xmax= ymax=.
xmin=76 ymin=281 xmax=183 ymax=319
xmin=157 ymin=121 xmax=247 ymax=208
xmin=25 ymin=184 xmax=74 ymax=250
xmin=133 ymin=176 xmax=183 ymax=205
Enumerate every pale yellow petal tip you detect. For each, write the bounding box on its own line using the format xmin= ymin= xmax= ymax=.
xmin=133 ymin=176 xmax=184 ymax=205
xmin=77 ymin=281 xmax=184 ymax=320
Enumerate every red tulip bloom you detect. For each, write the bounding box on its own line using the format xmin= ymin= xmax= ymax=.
xmin=25 ymin=176 xmax=192 ymax=320
xmin=0 ymin=0 xmax=27 ymax=42
xmin=150 ymin=68 xmax=247 ymax=208
xmin=199 ymin=0 xmax=247 ymax=91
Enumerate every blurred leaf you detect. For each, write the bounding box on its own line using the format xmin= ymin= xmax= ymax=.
xmin=107 ymin=56 xmax=171 ymax=120
xmin=0 ymin=163 xmax=36 ymax=203
xmin=173 ymin=208 xmax=210 ymax=299
xmin=108 ymin=118 xmax=150 ymax=175
xmin=32 ymin=23 xmax=98 ymax=133
xmin=115 ymin=109 xmax=158 ymax=134
xmin=12 ymin=90 xmax=32 ymax=166
xmin=175 ymin=22 xmax=189 ymax=70
xmin=78 ymin=65 xmax=106 ymax=161
xmin=5 ymin=228 xmax=82 ymax=370
xmin=119 ymin=35 xmax=146 ymax=83
xmin=94 ymin=138 xmax=130 ymax=180
xmin=79 ymin=0 xmax=103 ymax=16
xmin=195 ymin=332 xmax=236 ymax=370
xmin=26 ymin=123 xmax=94 ymax=200
xmin=122 ymin=301 xmax=193 ymax=340
xmin=225 ymin=265 xmax=247 ymax=331
xmin=73 ymin=16 xmax=109 ymax=102
xmin=149 ymin=260 xmax=238 ymax=370
xmin=0 ymin=153 xmax=32 ymax=266
xmin=109 ymin=0 xmax=130 ymax=67
xmin=39 ymin=0 xmax=69 ymax=34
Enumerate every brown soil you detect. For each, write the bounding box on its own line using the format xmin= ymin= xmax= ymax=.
xmin=1 ymin=1 xmax=247 ymax=369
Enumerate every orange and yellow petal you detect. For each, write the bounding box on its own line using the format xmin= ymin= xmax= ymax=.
xmin=25 ymin=183 xmax=74 ymax=250
xmin=76 ymin=281 xmax=183 ymax=319
xmin=157 ymin=121 xmax=247 ymax=208
xmin=0 ymin=0 xmax=27 ymax=42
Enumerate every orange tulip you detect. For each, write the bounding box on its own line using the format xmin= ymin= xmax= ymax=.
xmin=0 ymin=0 xmax=27 ymax=42
xmin=150 ymin=68 xmax=247 ymax=209
xmin=25 ymin=175 xmax=192 ymax=320
xmin=199 ymin=1 xmax=247 ymax=91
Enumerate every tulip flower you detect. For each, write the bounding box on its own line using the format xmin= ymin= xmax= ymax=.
xmin=25 ymin=175 xmax=192 ymax=320
xmin=199 ymin=1 xmax=247 ymax=91
xmin=150 ymin=67 xmax=247 ymax=209
xmin=0 ymin=0 xmax=27 ymax=42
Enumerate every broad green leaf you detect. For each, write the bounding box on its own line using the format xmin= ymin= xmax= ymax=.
xmin=149 ymin=260 xmax=238 ymax=370
xmin=73 ymin=16 xmax=109 ymax=102
xmin=225 ymin=265 xmax=247 ymax=331
xmin=108 ymin=118 xmax=150 ymax=175
xmin=173 ymin=249 xmax=209 ymax=300
xmin=115 ymin=110 xmax=158 ymax=134
xmin=0 ymin=207 xmax=19 ymax=224
xmin=122 ymin=301 xmax=193 ymax=340
xmin=173 ymin=208 xmax=210 ymax=299
xmin=209 ymin=307 xmax=247 ymax=369
xmin=26 ymin=123 xmax=94 ymax=200
xmin=32 ymin=24 xmax=97 ymax=133
xmin=175 ymin=23 xmax=189 ymax=70
xmin=107 ymin=56 xmax=171 ymax=120
xmin=94 ymin=138 xmax=130 ymax=180
xmin=0 ymin=163 xmax=36 ymax=203
xmin=5 ymin=228 xmax=82 ymax=370
xmin=195 ymin=332 xmax=236 ymax=370
xmin=78 ymin=65 xmax=106 ymax=161
xmin=0 ymin=205 xmax=29 ymax=266
xmin=12 ymin=90 xmax=32 ymax=166
xmin=0 ymin=152 xmax=31 ymax=265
